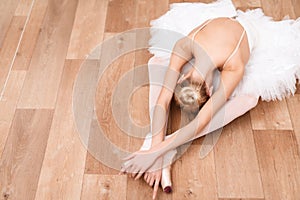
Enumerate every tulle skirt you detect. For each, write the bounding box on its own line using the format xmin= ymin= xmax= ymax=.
xmin=148 ymin=0 xmax=300 ymax=101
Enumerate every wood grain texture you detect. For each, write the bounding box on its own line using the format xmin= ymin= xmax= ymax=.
xmin=296 ymin=83 xmax=300 ymax=94
xmin=135 ymin=0 xmax=168 ymax=28
xmin=81 ymin=174 xmax=127 ymax=200
xmin=232 ymin=0 xmax=261 ymax=10
xmin=105 ymin=0 xmax=136 ymax=32
xmin=14 ymin=0 xmax=34 ymax=16
xmin=66 ymin=0 xmax=108 ymax=59
xmin=0 ymin=109 xmax=54 ymax=200
xmin=17 ymin=0 xmax=78 ymax=108
xmin=0 ymin=0 xmax=19 ymax=48
xmin=218 ymin=198 xmax=264 ymax=200
xmin=0 ymin=71 xmax=26 ymax=158
xmin=34 ymin=60 xmax=87 ymax=200
xmin=291 ymin=0 xmax=300 ymax=17
xmin=254 ymin=130 xmax=300 ymax=200
xmin=13 ymin=0 xmax=49 ymax=70
xmin=85 ymin=32 xmax=136 ymax=173
xmin=286 ymin=94 xmax=300 ymax=154
xmin=0 ymin=16 xmax=26 ymax=95
xmin=215 ymin=113 xmax=264 ymax=199
xmin=261 ymin=0 xmax=296 ymax=20
xmin=250 ymin=99 xmax=293 ymax=130
xmin=172 ymin=140 xmax=218 ymax=200
xmin=169 ymin=0 xmax=215 ymax=4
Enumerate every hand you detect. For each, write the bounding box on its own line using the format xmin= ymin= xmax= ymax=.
xmin=119 ymin=149 xmax=159 ymax=178
xmin=143 ymin=157 xmax=163 ymax=200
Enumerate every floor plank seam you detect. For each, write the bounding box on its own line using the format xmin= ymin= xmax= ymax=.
xmin=0 ymin=0 xmax=36 ymax=100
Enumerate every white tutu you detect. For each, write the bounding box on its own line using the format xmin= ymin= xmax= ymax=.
xmin=148 ymin=0 xmax=300 ymax=101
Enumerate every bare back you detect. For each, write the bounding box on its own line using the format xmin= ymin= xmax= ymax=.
xmin=187 ymin=17 xmax=251 ymax=71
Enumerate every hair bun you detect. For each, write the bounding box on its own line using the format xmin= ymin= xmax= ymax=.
xmin=174 ymin=80 xmax=209 ymax=113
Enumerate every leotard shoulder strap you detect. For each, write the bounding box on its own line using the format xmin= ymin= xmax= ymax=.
xmin=222 ymin=28 xmax=246 ymax=70
xmin=191 ymin=18 xmax=215 ymax=41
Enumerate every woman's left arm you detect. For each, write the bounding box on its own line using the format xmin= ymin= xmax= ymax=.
xmin=120 ymin=63 xmax=245 ymax=174
xmin=151 ymin=65 xmax=245 ymax=156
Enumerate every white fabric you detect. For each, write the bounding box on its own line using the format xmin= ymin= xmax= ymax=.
xmin=148 ymin=0 xmax=300 ymax=102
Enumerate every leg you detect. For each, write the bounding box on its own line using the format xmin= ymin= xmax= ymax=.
xmin=188 ymin=94 xmax=258 ymax=142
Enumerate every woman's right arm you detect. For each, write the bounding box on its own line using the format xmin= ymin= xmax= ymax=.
xmin=150 ymin=37 xmax=193 ymax=146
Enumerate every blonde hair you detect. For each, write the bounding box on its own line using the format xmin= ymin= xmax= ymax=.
xmin=173 ymin=79 xmax=209 ymax=113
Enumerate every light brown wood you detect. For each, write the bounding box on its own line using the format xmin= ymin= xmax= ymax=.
xmin=66 ymin=0 xmax=108 ymax=59
xmin=14 ymin=0 xmax=34 ymax=16
xmin=0 ymin=71 xmax=26 ymax=158
xmin=169 ymin=0 xmax=215 ymax=4
xmin=105 ymin=0 xmax=136 ymax=32
xmin=81 ymin=174 xmax=127 ymax=200
xmin=261 ymin=0 xmax=296 ymax=20
xmin=34 ymin=60 xmax=87 ymax=200
xmin=13 ymin=0 xmax=48 ymax=70
xmin=172 ymin=140 xmax=218 ymax=200
xmin=86 ymin=51 xmax=135 ymax=174
xmin=0 ymin=1 xmax=299 ymax=199
xmin=286 ymin=94 xmax=300 ymax=154
xmin=296 ymin=83 xmax=300 ymax=94
xmin=0 ymin=16 xmax=26 ymax=95
xmin=232 ymin=0 xmax=262 ymax=10
xmin=254 ymin=130 xmax=300 ymax=200
xmin=135 ymin=0 xmax=169 ymax=28
xmin=0 ymin=109 xmax=54 ymax=200
xmin=17 ymin=0 xmax=78 ymax=108
xmin=291 ymin=0 xmax=300 ymax=17
xmin=214 ymin=113 xmax=264 ymax=199
xmin=0 ymin=0 xmax=20 ymax=48
xmin=219 ymin=198 xmax=265 ymax=200
xmin=250 ymin=99 xmax=293 ymax=130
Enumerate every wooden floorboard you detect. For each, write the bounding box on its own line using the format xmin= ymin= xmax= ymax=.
xmin=0 ymin=0 xmax=299 ymax=199
xmin=14 ymin=0 xmax=34 ymax=17
xmin=17 ymin=0 xmax=78 ymax=108
xmin=13 ymin=0 xmax=48 ymax=70
xmin=214 ymin=113 xmax=264 ymax=199
xmin=0 ymin=16 xmax=26 ymax=95
xmin=0 ymin=109 xmax=54 ymax=200
xmin=0 ymin=0 xmax=20 ymax=48
xmin=66 ymin=0 xmax=108 ymax=59
xmin=81 ymin=174 xmax=127 ymax=200
xmin=250 ymin=99 xmax=293 ymax=130
xmin=261 ymin=0 xmax=296 ymax=20
xmin=34 ymin=60 xmax=87 ymax=200
xmin=0 ymin=71 xmax=26 ymax=158
xmin=254 ymin=130 xmax=300 ymax=200
xmin=286 ymin=94 xmax=300 ymax=154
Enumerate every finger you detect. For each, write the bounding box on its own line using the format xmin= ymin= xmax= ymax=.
xmin=119 ymin=166 xmax=127 ymax=174
xmin=149 ymin=176 xmax=155 ymax=187
xmin=153 ymin=179 xmax=160 ymax=200
xmin=144 ymin=173 xmax=148 ymax=181
xmin=118 ymin=170 xmax=125 ymax=175
xmin=122 ymin=153 xmax=135 ymax=161
xmin=130 ymin=166 xmax=139 ymax=178
xmin=146 ymin=173 xmax=152 ymax=184
xmin=134 ymin=171 xmax=144 ymax=180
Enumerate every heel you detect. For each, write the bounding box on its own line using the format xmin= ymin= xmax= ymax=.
xmin=161 ymin=165 xmax=172 ymax=193
xmin=161 ymin=148 xmax=177 ymax=193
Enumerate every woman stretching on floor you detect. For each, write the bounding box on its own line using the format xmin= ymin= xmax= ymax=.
xmin=119 ymin=3 xmax=300 ymax=200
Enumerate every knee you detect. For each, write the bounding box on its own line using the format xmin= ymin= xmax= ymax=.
xmin=148 ymin=56 xmax=168 ymax=65
xmin=246 ymin=95 xmax=259 ymax=109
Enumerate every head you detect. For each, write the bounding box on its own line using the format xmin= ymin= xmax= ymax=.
xmin=173 ymin=77 xmax=209 ymax=113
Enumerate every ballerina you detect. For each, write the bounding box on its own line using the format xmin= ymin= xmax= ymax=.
xmin=119 ymin=1 xmax=300 ymax=199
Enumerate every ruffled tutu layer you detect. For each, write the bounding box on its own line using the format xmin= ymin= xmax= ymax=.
xmin=148 ymin=0 xmax=300 ymax=101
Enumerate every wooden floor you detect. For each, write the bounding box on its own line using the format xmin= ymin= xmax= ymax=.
xmin=0 ymin=0 xmax=300 ymax=199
